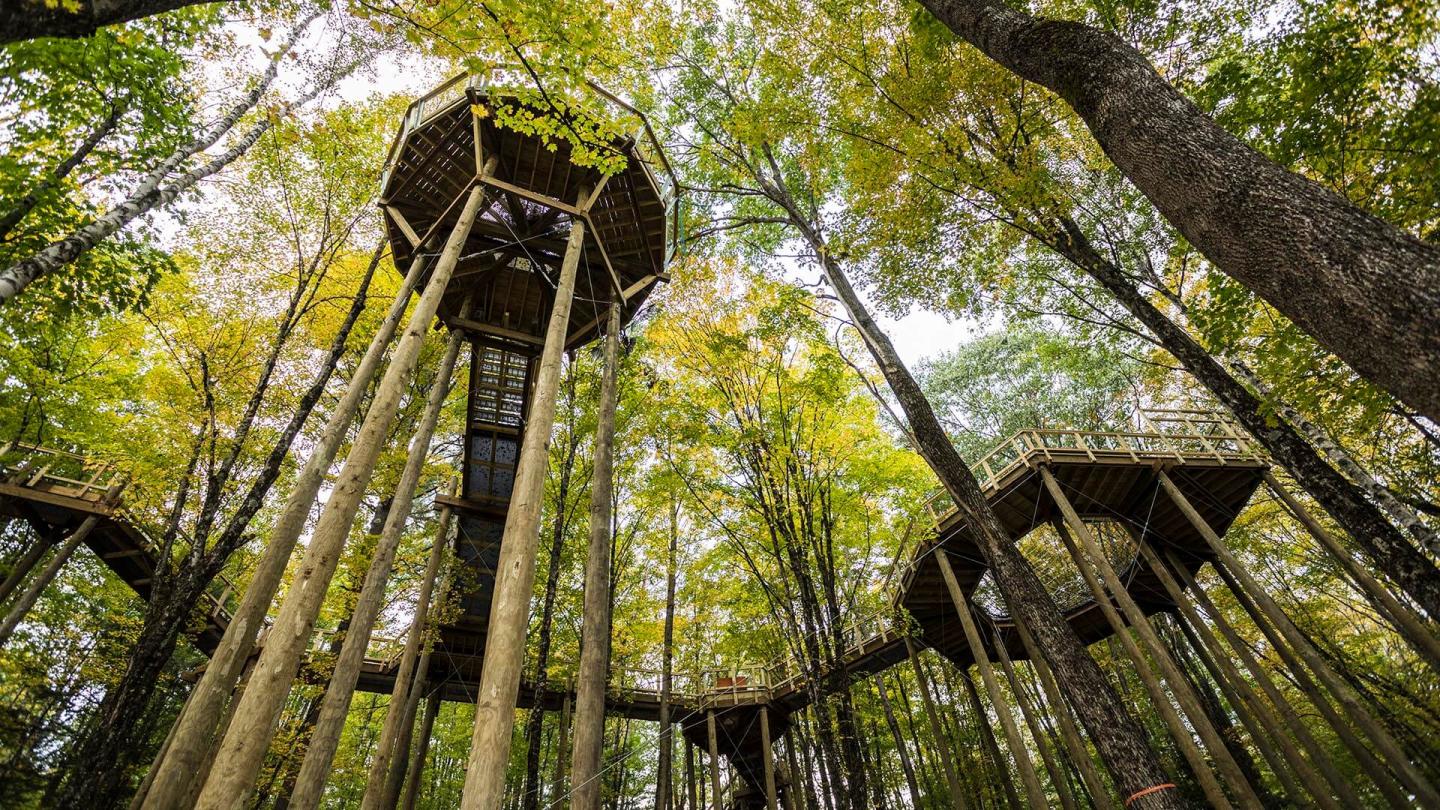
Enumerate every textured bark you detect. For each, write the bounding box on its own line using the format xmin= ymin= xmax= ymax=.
xmin=1231 ymin=364 xmax=1440 ymax=558
xmin=568 ymin=298 xmax=622 ymax=810
xmin=0 ymin=103 xmax=122 ymax=240
xmin=287 ymin=327 xmax=464 ymax=810
xmin=1045 ymin=219 xmax=1440 ymax=620
xmin=0 ymin=12 xmax=320 ymax=303
xmin=764 ymin=186 xmax=1184 ymax=808
xmin=0 ymin=0 xmax=224 ymax=44
xmin=458 ymin=207 xmax=585 ymax=810
xmin=192 ymin=181 xmax=490 ymax=810
xmin=916 ymin=0 xmax=1440 ymax=421
xmin=140 ymin=243 xmax=405 ymax=810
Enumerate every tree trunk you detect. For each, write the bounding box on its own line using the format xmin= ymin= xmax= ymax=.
xmin=916 ymin=0 xmax=1440 ymax=421
xmin=872 ymin=674 xmax=924 ymax=810
xmin=139 ymin=241 xmax=395 ymax=810
xmin=0 ymin=528 xmax=57 ymax=613
xmin=192 ymin=178 xmax=492 ymax=810
xmin=400 ymin=691 xmax=441 ymax=810
xmin=0 ymin=514 xmax=102 ymax=646
xmin=569 ymin=297 xmax=623 ymax=810
xmin=766 ymin=181 xmax=1185 ymax=807
xmin=0 ymin=12 xmax=322 ymax=303
xmin=656 ymin=494 xmax=679 ymax=810
xmin=0 ymin=103 xmax=122 ymax=240
xmin=287 ymin=327 xmax=465 ymax=810
xmin=458 ymin=198 xmax=586 ymax=810
xmin=0 ymin=0 xmax=224 ymax=44
xmin=1044 ymin=218 xmax=1440 ymax=620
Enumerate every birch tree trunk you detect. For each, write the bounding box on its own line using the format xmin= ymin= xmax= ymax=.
xmin=0 ymin=11 xmax=324 ymax=303
xmin=0 ymin=103 xmax=122 ymax=240
xmin=192 ymin=178 xmax=491 ymax=810
xmin=916 ymin=0 xmax=1440 ymax=421
xmin=569 ymin=297 xmax=623 ymax=810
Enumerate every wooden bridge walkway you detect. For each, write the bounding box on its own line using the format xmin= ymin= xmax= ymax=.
xmin=0 ymin=410 xmax=1268 ymax=788
xmin=0 ymin=443 xmax=236 ymax=652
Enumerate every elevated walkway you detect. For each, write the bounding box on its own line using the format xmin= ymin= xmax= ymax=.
xmin=0 ymin=443 xmax=236 ymax=652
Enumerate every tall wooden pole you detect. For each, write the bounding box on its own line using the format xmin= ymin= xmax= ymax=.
xmin=1262 ymin=470 xmax=1440 ymax=670
xmin=400 ymin=690 xmax=441 ymax=810
xmin=371 ymin=500 xmax=456 ymax=810
xmin=760 ymin=707 xmax=780 ymax=810
xmin=1008 ymin=611 xmax=1112 ymax=806
xmin=0 ymin=513 xmax=103 ymax=646
xmin=935 ymin=551 xmax=1048 ymax=810
xmin=1042 ymin=467 xmax=1263 ymax=809
xmin=1134 ymin=538 xmax=1346 ymax=809
xmin=1170 ymin=552 xmax=1366 ymax=809
xmin=1048 ymin=514 xmax=1230 ymax=810
xmin=1158 ymin=469 xmax=1440 ymax=807
xmin=194 ymin=176 xmax=494 ymax=810
xmin=567 ymin=292 xmax=622 ymax=810
xmin=655 ymin=495 xmax=679 ymax=810
xmin=990 ymin=626 xmax=1079 ymax=810
xmin=706 ymin=711 xmax=723 ymax=810
xmin=552 ymin=693 xmax=573 ymax=806
xmin=459 ymin=196 xmax=590 ymax=810
xmin=289 ymin=327 xmax=466 ymax=810
xmin=142 ymin=239 xmax=433 ymax=810
xmin=0 ymin=529 xmax=54 ymax=605
xmin=902 ymin=637 xmax=968 ymax=810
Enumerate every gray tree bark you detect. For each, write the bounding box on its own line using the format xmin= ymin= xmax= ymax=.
xmin=916 ymin=0 xmax=1440 ymax=421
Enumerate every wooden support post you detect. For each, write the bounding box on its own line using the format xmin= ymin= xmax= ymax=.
xmin=551 ymin=693 xmax=572 ymax=806
xmin=686 ymin=740 xmax=699 ymax=810
xmin=459 ymin=192 xmax=589 ymax=810
xmin=1158 ymin=469 xmax=1440 ymax=807
xmin=289 ymin=326 xmax=467 ymax=810
xmin=1048 ymin=513 xmax=1231 ymax=810
xmin=935 ymin=550 xmax=1048 ymax=810
xmin=760 ymin=707 xmax=779 ymax=810
xmin=372 ymin=501 xmax=456 ymax=810
xmin=1170 ymin=553 xmax=1366 ymax=809
xmin=142 ymin=237 xmax=437 ymax=810
xmin=400 ymin=690 xmax=441 ymax=810
xmin=568 ymin=290 xmax=622 ymax=810
xmin=1008 ymin=613 xmax=1112 ymax=806
xmin=1042 ymin=467 xmax=1262 ymax=810
xmin=990 ymin=626 xmax=1079 ymax=810
xmin=707 ymin=711 xmax=723 ymax=810
xmin=902 ymin=637 xmax=969 ymax=810
xmin=1262 ymin=470 xmax=1440 ymax=671
xmin=1134 ymin=538 xmax=1347 ymax=809
xmin=194 ymin=175 xmax=495 ymax=810
xmin=0 ymin=513 xmax=103 ymax=646
xmin=0 ymin=530 xmax=54 ymax=605
xmin=958 ymin=645 xmax=1020 ymax=809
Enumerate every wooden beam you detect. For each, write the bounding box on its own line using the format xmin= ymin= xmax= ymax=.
xmin=385 ymin=205 xmax=422 ymax=248
xmin=444 ymin=316 xmax=544 ymax=348
xmin=478 ymin=175 xmax=580 ymax=216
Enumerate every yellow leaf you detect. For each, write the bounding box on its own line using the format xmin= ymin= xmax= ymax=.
xmin=471 ymin=104 xmax=490 ymax=119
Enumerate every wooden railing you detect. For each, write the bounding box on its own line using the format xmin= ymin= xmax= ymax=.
xmin=0 ymin=442 xmax=241 ymax=631
xmin=925 ymin=408 xmax=1263 ymax=525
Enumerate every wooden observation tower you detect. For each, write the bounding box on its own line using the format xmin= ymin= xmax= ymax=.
xmin=377 ymin=73 xmax=679 ymax=680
